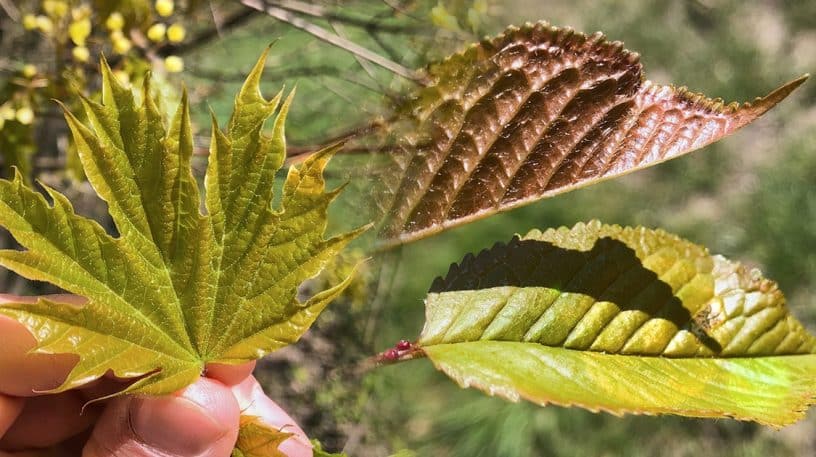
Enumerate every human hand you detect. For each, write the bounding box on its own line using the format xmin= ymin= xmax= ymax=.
xmin=0 ymin=295 xmax=312 ymax=457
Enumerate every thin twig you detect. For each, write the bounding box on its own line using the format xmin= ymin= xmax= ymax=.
xmin=266 ymin=0 xmax=326 ymax=17
xmin=329 ymin=20 xmax=385 ymax=92
xmin=380 ymin=0 xmax=422 ymax=19
xmin=241 ymin=0 xmax=426 ymax=85
xmin=0 ymin=0 xmax=20 ymax=21
xmin=369 ymin=30 xmax=405 ymax=65
xmin=271 ymin=0 xmax=422 ymax=34
xmin=188 ymin=64 xmax=383 ymax=93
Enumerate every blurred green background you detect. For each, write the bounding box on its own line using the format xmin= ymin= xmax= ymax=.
xmin=3 ymin=0 xmax=816 ymax=455
xmin=354 ymin=1 xmax=816 ymax=456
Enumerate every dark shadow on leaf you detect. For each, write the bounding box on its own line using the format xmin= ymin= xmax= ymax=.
xmin=430 ymin=236 xmax=721 ymax=352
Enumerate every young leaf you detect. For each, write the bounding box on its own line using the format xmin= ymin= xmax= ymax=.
xmin=0 ymin=50 xmax=365 ymax=396
xmin=312 ymin=439 xmax=349 ymax=457
xmin=377 ymin=22 xmax=806 ymax=245
xmin=231 ymin=415 xmax=294 ymax=457
xmin=385 ymin=221 xmax=816 ymax=427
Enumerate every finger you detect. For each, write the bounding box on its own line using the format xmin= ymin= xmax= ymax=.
xmin=82 ymin=377 xmax=240 ymax=457
xmin=205 ymin=361 xmax=256 ymax=386
xmin=0 ymin=394 xmax=23 ymax=438
xmin=0 ymin=391 xmax=97 ymax=451
xmin=231 ymin=376 xmax=312 ymax=457
xmin=0 ymin=295 xmax=80 ymax=397
xmin=0 ymin=450 xmax=47 ymax=457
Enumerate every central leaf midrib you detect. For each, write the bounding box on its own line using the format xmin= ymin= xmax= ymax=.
xmin=76 ymin=100 xmax=196 ymax=352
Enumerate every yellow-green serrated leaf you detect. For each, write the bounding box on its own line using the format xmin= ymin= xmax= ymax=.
xmin=0 ymin=51 xmax=364 ymax=396
xmin=375 ymin=22 xmax=806 ymax=246
xmin=231 ymin=415 xmax=293 ymax=457
xmin=407 ymin=221 xmax=816 ymax=427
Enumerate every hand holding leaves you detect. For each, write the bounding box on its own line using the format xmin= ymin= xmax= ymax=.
xmin=0 ymin=49 xmax=365 ymax=397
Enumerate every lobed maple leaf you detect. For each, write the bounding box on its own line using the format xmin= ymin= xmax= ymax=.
xmin=0 ymin=49 xmax=366 ymax=396
xmin=231 ymin=416 xmax=293 ymax=457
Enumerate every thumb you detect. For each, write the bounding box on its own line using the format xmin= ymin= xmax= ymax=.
xmin=82 ymin=377 xmax=240 ymax=457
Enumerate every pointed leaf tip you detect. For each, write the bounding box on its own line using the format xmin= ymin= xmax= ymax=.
xmin=375 ymin=22 xmax=806 ymax=246
xmin=741 ymin=74 xmax=808 ymax=118
xmin=243 ymin=46 xmax=271 ymax=92
xmin=0 ymin=47 xmax=358 ymax=397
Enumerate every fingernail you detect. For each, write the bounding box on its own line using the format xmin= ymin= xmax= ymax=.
xmin=130 ymin=395 xmax=228 ymax=455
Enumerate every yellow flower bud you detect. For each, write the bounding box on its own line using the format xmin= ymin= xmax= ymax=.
xmin=112 ymin=37 xmax=132 ymax=54
xmin=23 ymin=14 xmax=38 ymax=30
xmin=71 ymin=4 xmax=91 ymax=21
xmin=43 ymin=0 xmax=68 ymax=18
xmin=166 ymin=23 xmax=186 ymax=43
xmin=0 ymin=105 xmax=15 ymax=121
xmin=147 ymin=23 xmax=166 ymax=42
xmin=106 ymin=12 xmax=124 ymax=31
xmin=21 ymin=65 xmax=37 ymax=78
xmin=72 ymin=46 xmax=90 ymax=62
xmin=110 ymin=29 xmax=124 ymax=41
xmin=69 ymin=18 xmax=92 ymax=46
xmin=164 ymin=55 xmax=184 ymax=73
xmin=155 ymin=0 xmax=174 ymax=17
xmin=35 ymin=16 xmax=54 ymax=34
xmin=15 ymin=107 xmax=34 ymax=125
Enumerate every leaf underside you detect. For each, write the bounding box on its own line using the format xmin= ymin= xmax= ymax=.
xmin=0 ymin=50 xmax=364 ymax=396
xmin=375 ymin=22 xmax=806 ymax=245
xmin=414 ymin=221 xmax=816 ymax=426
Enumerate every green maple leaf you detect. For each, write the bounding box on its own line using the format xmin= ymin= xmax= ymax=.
xmin=231 ymin=416 xmax=293 ymax=457
xmin=230 ymin=417 xmax=348 ymax=457
xmin=386 ymin=221 xmax=816 ymax=427
xmin=0 ymin=49 xmax=366 ymax=396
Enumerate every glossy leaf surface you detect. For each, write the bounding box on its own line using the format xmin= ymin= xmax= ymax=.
xmin=377 ymin=22 xmax=806 ymax=245
xmin=409 ymin=221 xmax=816 ymax=426
xmin=0 ymin=51 xmax=364 ymax=396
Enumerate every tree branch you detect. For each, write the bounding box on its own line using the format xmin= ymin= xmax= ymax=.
xmin=271 ymin=0 xmax=424 ymax=34
xmin=0 ymin=0 xmax=20 ymax=21
xmin=241 ymin=0 xmax=426 ymax=85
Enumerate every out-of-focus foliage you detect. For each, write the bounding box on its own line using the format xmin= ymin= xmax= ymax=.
xmin=0 ymin=0 xmax=205 ymax=183
xmin=370 ymin=1 xmax=816 ymax=456
xmin=311 ymin=439 xmax=349 ymax=457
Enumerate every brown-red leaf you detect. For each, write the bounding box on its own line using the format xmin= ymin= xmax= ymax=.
xmin=376 ymin=22 xmax=806 ymax=246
